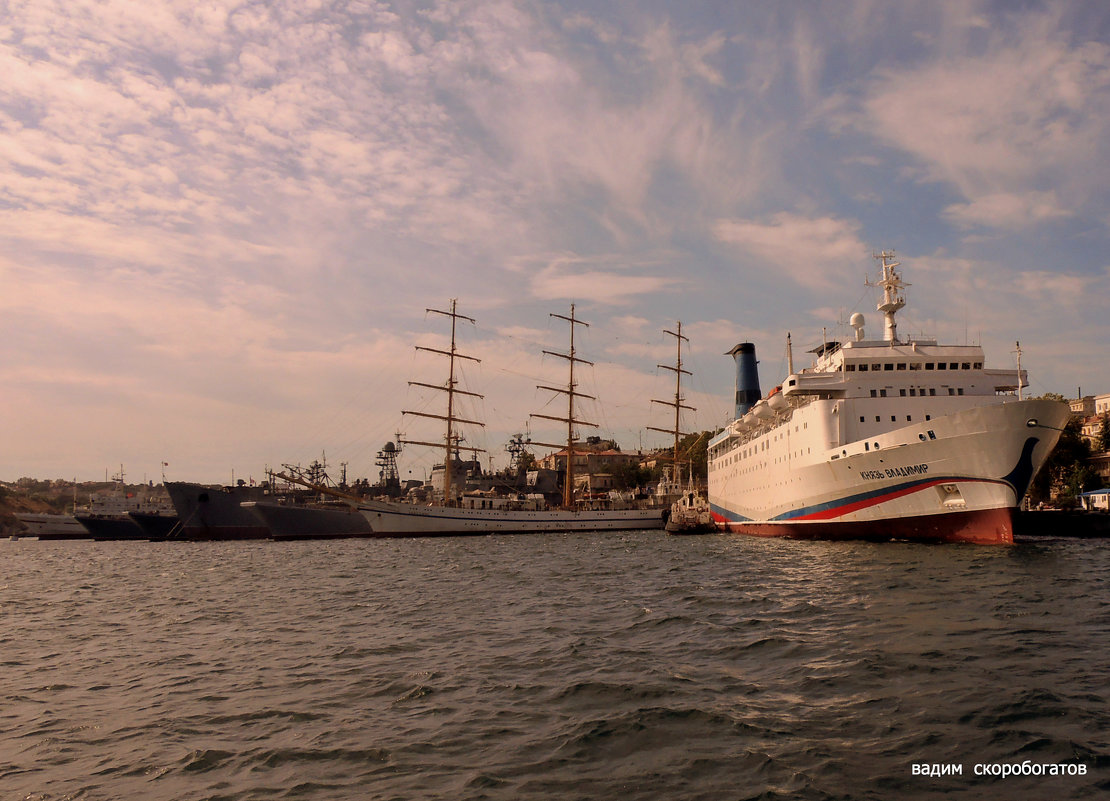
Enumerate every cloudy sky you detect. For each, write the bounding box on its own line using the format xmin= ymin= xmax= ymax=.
xmin=3 ymin=0 xmax=1109 ymax=484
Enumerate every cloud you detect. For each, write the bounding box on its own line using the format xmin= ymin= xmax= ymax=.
xmin=847 ymin=14 xmax=1110 ymax=230
xmin=942 ymin=191 xmax=1073 ymax=230
xmin=712 ymin=212 xmax=867 ymax=286
xmin=529 ymin=258 xmax=678 ymax=304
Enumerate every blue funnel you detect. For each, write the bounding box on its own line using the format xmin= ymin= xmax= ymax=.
xmin=728 ymin=343 xmax=760 ymax=419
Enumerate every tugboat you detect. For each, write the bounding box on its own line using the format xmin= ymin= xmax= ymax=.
xmin=665 ymin=489 xmax=717 ymax=534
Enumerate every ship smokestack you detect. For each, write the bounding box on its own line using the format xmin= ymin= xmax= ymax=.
xmin=727 ymin=342 xmax=761 ymax=420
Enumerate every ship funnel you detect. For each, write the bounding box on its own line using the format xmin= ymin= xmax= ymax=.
xmin=727 ymin=342 xmax=761 ymax=420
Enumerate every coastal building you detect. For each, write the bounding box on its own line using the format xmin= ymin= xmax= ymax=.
xmin=532 ymin=438 xmax=651 ymax=498
xmin=536 ymin=438 xmax=642 ymax=475
xmin=1073 ymin=392 xmax=1110 ymax=445
xmin=1071 ymin=395 xmax=1096 ymax=417
xmin=1073 ymin=392 xmax=1110 ymax=486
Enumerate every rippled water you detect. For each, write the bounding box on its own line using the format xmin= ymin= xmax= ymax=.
xmin=2 ymin=532 xmax=1108 ymax=800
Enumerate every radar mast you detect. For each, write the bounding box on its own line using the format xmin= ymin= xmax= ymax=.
xmin=867 ymin=250 xmax=908 ymax=343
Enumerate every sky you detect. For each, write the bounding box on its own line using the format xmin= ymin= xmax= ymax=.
xmin=3 ymin=0 xmax=1110 ymax=485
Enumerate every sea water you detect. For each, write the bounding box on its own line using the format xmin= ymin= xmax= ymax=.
xmin=2 ymin=532 xmax=1108 ymax=800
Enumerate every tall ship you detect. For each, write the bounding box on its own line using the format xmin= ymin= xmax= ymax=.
xmin=295 ymin=300 xmax=665 ymax=536
xmin=707 ymin=251 xmax=1069 ymax=545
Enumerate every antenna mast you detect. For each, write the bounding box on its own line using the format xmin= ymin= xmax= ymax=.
xmin=867 ymin=250 xmax=908 ymax=343
xmin=400 ymin=299 xmax=486 ymax=504
xmin=648 ymin=322 xmax=695 ymax=484
xmin=530 ymin=304 xmax=597 ymax=508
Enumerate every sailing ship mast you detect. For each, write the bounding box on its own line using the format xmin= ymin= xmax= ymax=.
xmin=648 ymin=322 xmax=695 ymax=486
xmin=530 ymin=304 xmax=598 ymax=508
xmin=399 ymin=299 xmax=486 ymax=504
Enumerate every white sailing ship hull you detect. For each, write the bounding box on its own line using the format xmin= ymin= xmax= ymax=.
xmin=357 ymin=499 xmax=665 ymax=536
xmin=710 ymin=398 xmax=1068 ymax=545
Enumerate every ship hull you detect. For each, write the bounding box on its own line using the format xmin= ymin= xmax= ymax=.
xmin=15 ymin=513 xmax=90 ymax=539
xmin=358 ymin=499 xmax=665 ymax=536
xmin=710 ymin=398 xmax=1068 ymax=546
xmin=75 ymin=514 xmax=148 ymax=541
xmin=164 ymin=482 xmax=271 ymax=540
xmin=719 ymin=507 xmax=1015 ymax=545
xmin=128 ymin=511 xmax=180 ymax=540
xmin=245 ymin=501 xmax=373 ymax=540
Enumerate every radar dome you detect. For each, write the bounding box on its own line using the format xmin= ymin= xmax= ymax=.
xmin=849 ymin=312 xmax=866 ymax=341
xmin=382 ymin=441 xmax=396 ymax=453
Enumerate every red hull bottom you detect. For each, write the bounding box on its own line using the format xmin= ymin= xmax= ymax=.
xmin=717 ymin=507 xmax=1015 ymax=545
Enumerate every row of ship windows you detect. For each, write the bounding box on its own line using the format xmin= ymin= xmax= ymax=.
xmin=861 ymin=414 xmax=933 ymax=423
xmin=712 ymin=445 xmax=818 ymax=470
xmin=711 ymin=418 xmax=817 ymax=466
xmin=870 ymin=387 xmax=963 ymax=397
xmin=846 ymin=361 xmax=982 ymax=372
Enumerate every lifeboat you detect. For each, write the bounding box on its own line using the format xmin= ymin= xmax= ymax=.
xmin=767 ymin=386 xmax=789 ymax=412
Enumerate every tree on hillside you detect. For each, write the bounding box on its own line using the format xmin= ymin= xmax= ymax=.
xmin=1028 ymin=417 xmax=1092 ymax=507
xmin=1099 ymin=412 xmax=1110 ymax=453
xmin=611 ymin=462 xmax=653 ymax=491
xmin=670 ymin=431 xmax=713 ymax=481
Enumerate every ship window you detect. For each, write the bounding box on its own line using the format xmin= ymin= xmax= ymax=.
xmin=907 ymin=415 xmax=912 ymax=421
xmin=974 ymin=362 xmax=982 ymax=369
xmin=870 ymin=389 xmax=877 ymax=397
xmin=950 ymin=363 xmax=958 ymax=369
xmin=919 ymin=433 xmax=927 ymax=441
xmin=884 ymin=363 xmax=894 ymax=371
xmin=948 ymin=388 xmax=955 ymax=395
xmin=874 ymin=442 xmax=880 ymax=449
xmin=891 ymin=416 xmax=897 ymax=422
xmin=875 ymin=416 xmax=881 ymax=422
xmin=929 ymin=388 xmax=936 ymax=396
xmin=880 ymin=389 xmax=888 ymax=397
xmin=958 ymin=388 xmax=964 ymax=395
xmin=910 ymin=363 xmax=922 ymax=370
xmin=897 ymin=363 xmax=907 ymax=370
xmin=865 ymin=442 xmax=870 ymax=451
xmin=909 ymin=388 xmax=916 ymax=396
xmin=846 ymin=364 xmax=855 ymax=372
xmin=926 ymin=362 xmax=935 ymax=369
xmin=900 ymin=389 xmax=907 ymax=396
xmin=928 ymin=430 xmax=936 ymax=439
xmin=962 ymin=363 xmax=970 ymax=370
xmin=925 ymin=414 xmax=931 ymax=420
xmin=859 ymin=364 xmax=868 ymax=371
xmin=860 ymin=416 xmax=866 ymax=423
xmin=938 ymin=363 xmax=947 ymax=370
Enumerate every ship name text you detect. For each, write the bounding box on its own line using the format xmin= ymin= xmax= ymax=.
xmin=859 ymin=464 xmax=929 ymax=481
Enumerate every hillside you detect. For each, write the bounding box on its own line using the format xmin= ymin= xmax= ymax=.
xmin=0 ymin=478 xmax=163 ymax=535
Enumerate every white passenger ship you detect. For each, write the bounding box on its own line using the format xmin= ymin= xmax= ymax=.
xmin=707 ymin=252 xmax=1069 ymax=545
